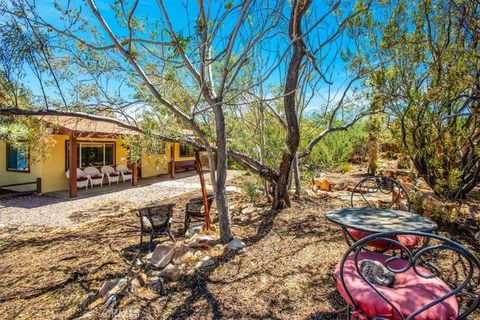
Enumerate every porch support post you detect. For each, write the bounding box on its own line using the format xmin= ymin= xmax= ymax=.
xmin=69 ymin=133 xmax=78 ymax=198
xmin=170 ymin=142 xmax=175 ymax=179
xmin=132 ymin=160 xmax=138 ymax=186
xmin=195 ymin=150 xmax=211 ymax=230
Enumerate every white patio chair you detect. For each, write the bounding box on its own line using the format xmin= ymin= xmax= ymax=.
xmin=101 ymin=165 xmax=120 ymax=185
xmin=65 ymin=168 xmax=89 ymax=190
xmin=116 ymin=164 xmax=133 ymax=183
xmin=83 ymin=166 xmax=104 ymax=187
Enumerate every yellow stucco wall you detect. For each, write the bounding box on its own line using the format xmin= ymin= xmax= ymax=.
xmin=140 ymin=142 xmax=196 ymax=178
xmin=0 ymin=140 xmax=43 ymax=192
xmin=0 ymin=135 xmax=129 ymax=193
xmin=1 ymin=138 xmax=196 ymax=193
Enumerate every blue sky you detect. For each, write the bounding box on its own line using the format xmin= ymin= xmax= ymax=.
xmin=17 ymin=0 xmax=358 ymax=114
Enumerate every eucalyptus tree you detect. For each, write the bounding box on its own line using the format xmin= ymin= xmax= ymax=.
xmin=350 ymin=0 xmax=480 ymax=199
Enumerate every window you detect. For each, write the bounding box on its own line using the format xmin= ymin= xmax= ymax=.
xmin=66 ymin=141 xmax=115 ymax=169
xmin=179 ymin=144 xmax=194 ymax=157
xmin=6 ymin=143 xmax=29 ymax=172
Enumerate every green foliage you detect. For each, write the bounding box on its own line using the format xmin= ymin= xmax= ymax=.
xmin=337 ymin=162 xmax=352 ymax=173
xmin=239 ymin=180 xmax=262 ymax=203
xmin=0 ymin=117 xmax=55 ymax=164
xmin=301 ymin=121 xmax=367 ymax=170
xmin=351 ymin=0 xmax=480 ymax=199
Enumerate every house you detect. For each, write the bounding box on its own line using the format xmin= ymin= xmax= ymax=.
xmin=0 ymin=111 xmax=198 ymax=197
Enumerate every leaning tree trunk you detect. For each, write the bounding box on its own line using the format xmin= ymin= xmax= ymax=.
xmin=212 ymin=102 xmax=234 ymax=243
xmin=272 ymin=0 xmax=310 ymax=209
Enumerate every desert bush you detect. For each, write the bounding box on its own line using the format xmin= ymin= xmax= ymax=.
xmin=337 ymin=162 xmax=352 ymax=173
xmin=301 ymin=122 xmax=367 ymax=170
xmin=239 ymin=180 xmax=262 ymax=203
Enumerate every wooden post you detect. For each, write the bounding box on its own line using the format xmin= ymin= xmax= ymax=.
xmin=132 ymin=160 xmax=138 ymax=186
xmin=195 ymin=151 xmax=211 ymax=230
xmin=170 ymin=142 xmax=175 ymax=179
xmin=69 ymin=134 xmax=78 ymax=198
xmin=36 ymin=178 xmax=42 ymax=194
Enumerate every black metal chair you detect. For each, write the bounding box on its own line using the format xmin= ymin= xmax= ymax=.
xmin=344 ymin=176 xmax=417 ymax=251
xmin=184 ymin=195 xmax=215 ymax=233
xmin=334 ymin=231 xmax=480 ymax=320
xmin=350 ymin=176 xmax=411 ymax=211
xmin=139 ymin=203 xmax=175 ymax=251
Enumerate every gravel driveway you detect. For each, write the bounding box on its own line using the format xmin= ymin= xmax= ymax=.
xmin=0 ymin=170 xmax=242 ymax=230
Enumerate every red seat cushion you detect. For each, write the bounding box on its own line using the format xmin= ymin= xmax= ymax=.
xmin=333 ymin=252 xmax=458 ymax=320
xmin=109 ymin=173 xmax=119 ymax=177
xmin=347 ymin=228 xmax=421 ymax=250
xmin=91 ymin=175 xmax=103 ymax=179
xmin=77 ymin=177 xmax=88 ymax=182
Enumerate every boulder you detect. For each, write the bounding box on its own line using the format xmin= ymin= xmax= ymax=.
xmin=148 ymin=277 xmax=163 ymax=294
xmin=227 ymin=238 xmax=245 ymax=251
xmin=185 ymin=223 xmax=204 ymax=238
xmin=159 ymin=264 xmax=181 ymax=281
xmin=195 ymin=256 xmax=215 ymax=269
xmin=172 ymin=245 xmax=194 ymax=265
xmin=149 ymin=244 xmax=175 ymax=269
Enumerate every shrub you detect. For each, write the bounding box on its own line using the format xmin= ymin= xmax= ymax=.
xmin=239 ymin=180 xmax=262 ymax=203
xmin=302 ymin=122 xmax=367 ymax=170
xmin=337 ymin=162 xmax=352 ymax=173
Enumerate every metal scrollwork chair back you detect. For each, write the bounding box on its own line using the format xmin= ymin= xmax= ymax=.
xmin=334 ymin=231 xmax=480 ymax=320
xmin=350 ymin=176 xmax=411 ymax=212
xmin=344 ymin=176 xmax=416 ymax=251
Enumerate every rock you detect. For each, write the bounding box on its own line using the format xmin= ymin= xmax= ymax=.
xmin=137 ymin=272 xmax=148 ymax=286
xmin=159 ymin=264 xmax=181 ymax=281
xmin=383 ymin=169 xmax=396 ymax=178
xmin=185 ymin=223 xmax=204 ymax=238
xmin=332 ymin=182 xmax=347 ymax=191
xmin=227 ymin=238 xmax=245 ymax=251
xmin=130 ymin=278 xmax=142 ymax=292
xmin=172 ymin=245 xmax=194 ymax=265
xmin=396 ymin=169 xmax=413 ymax=177
xmin=188 ymin=235 xmax=216 ymax=248
xmin=99 ymin=278 xmax=127 ymax=297
xmin=475 ymin=231 xmax=480 ymax=241
xmin=422 ymin=196 xmax=446 ymax=218
xmin=415 ymin=178 xmax=430 ymax=190
xmin=242 ymin=206 xmax=257 ymax=214
xmin=132 ymin=258 xmax=143 ymax=269
xmin=149 ymin=244 xmax=175 ymax=269
xmin=195 ymin=256 xmax=215 ymax=269
xmin=148 ymin=277 xmax=163 ymax=294
xmin=313 ymin=178 xmax=331 ymax=191
xmin=213 ymin=244 xmax=224 ymax=251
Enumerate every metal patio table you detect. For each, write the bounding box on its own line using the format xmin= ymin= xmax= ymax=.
xmin=326 ymin=207 xmax=438 ymax=234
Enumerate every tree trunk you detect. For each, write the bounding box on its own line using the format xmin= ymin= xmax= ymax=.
xmin=293 ymin=154 xmax=301 ymax=199
xmin=212 ymin=102 xmax=234 ymax=243
xmin=272 ymin=0 xmax=310 ymax=209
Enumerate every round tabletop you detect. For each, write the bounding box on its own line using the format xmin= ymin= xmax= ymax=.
xmin=326 ymin=207 xmax=438 ymax=233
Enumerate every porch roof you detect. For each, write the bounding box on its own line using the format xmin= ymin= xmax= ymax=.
xmin=0 ymin=108 xmax=141 ymax=137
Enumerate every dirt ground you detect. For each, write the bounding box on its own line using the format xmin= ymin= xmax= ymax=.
xmin=0 ymin=169 xmax=479 ymax=320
